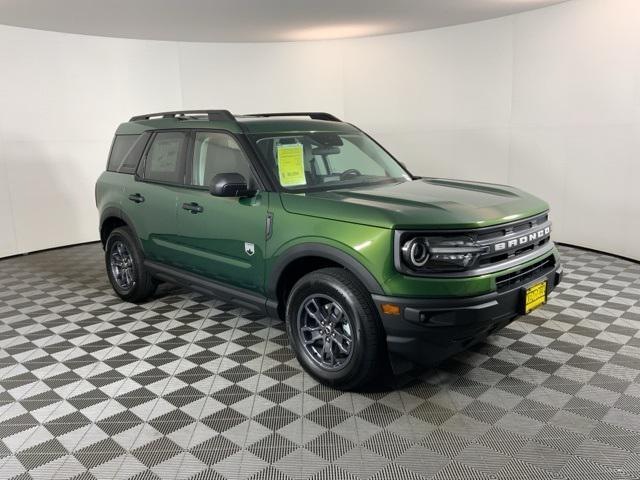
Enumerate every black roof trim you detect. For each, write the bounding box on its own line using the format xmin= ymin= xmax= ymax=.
xmin=130 ymin=110 xmax=236 ymax=122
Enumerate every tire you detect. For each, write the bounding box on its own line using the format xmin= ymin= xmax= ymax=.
xmin=285 ymin=267 xmax=387 ymax=390
xmin=105 ymin=226 xmax=156 ymax=302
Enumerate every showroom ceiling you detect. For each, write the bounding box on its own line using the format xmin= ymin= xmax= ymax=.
xmin=0 ymin=0 xmax=567 ymax=42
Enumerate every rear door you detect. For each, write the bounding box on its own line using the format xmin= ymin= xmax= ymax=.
xmin=173 ymin=130 xmax=269 ymax=293
xmin=124 ymin=130 xmax=188 ymax=266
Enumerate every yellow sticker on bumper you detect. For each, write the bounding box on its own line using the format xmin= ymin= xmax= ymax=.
xmin=525 ymin=280 xmax=547 ymax=314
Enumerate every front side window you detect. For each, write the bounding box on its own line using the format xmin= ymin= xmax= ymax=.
xmin=144 ymin=131 xmax=188 ymax=183
xmin=189 ymin=132 xmax=255 ymax=188
xmin=250 ymin=131 xmax=411 ymax=192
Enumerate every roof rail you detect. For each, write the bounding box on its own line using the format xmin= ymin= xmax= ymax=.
xmin=129 ymin=110 xmax=235 ymax=122
xmin=242 ymin=112 xmax=341 ymax=122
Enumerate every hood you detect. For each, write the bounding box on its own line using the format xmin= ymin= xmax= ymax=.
xmin=280 ymin=178 xmax=549 ymax=230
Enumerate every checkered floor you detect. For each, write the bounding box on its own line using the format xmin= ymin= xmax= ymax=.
xmin=0 ymin=244 xmax=639 ymax=480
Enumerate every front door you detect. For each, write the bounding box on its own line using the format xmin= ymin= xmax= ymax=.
xmin=174 ymin=131 xmax=269 ymax=293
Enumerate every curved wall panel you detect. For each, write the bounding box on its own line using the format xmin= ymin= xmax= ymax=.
xmin=0 ymin=0 xmax=638 ymax=260
xmin=0 ymin=27 xmax=183 ymax=257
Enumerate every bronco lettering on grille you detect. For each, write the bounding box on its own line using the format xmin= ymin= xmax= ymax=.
xmin=493 ymin=226 xmax=551 ymax=252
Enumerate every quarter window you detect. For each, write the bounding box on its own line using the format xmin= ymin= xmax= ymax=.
xmin=144 ymin=131 xmax=188 ymax=183
xmin=107 ymin=134 xmax=149 ymax=174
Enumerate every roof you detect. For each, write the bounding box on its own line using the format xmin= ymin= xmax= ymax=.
xmin=115 ymin=111 xmax=359 ymax=136
xmin=236 ymin=116 xmax=358 ymax=134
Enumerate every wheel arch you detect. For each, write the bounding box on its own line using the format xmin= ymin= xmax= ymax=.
xmin=99 ymin=207 xmax=143 ymax=253
xmin=268 ymin=243 xmax=385 ymax=320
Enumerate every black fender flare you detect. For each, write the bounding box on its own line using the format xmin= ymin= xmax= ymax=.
xmin=99 ymin=206 xmax=122 ymax=229
xmin=99 ymin=207 xmax=144 ymax=253
xmin=267 ymin=243 xmax=385 ymax=299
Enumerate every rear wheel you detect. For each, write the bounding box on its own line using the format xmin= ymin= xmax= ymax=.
xmin=105 ymin=227 xmax=156 ymax=302
xmin=285 ymin=268 xmax=387 ymax=390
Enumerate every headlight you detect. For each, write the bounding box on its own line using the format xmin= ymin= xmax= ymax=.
xmin=399 ymin=235 xmax=488 ymax=272
xmin=401 ymin=237 xmax=430 ymax=267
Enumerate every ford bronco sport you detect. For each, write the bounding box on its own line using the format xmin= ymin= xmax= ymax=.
xmin=96 ymin=110 xmax=562 ymax=390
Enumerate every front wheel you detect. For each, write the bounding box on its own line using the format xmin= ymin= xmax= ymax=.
xmin=285 ymin=268 xmax=387 ymax=390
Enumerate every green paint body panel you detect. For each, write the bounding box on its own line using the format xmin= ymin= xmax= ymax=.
xmin=171 ymin=189 xmax=269 ymax=292
xmin=98 ymin=114 xmax=558 ymax=307
xmin=279 ymin=178 xmax=549 ymax=230
xmin=267 ymin=192 xmax=556 ymax=299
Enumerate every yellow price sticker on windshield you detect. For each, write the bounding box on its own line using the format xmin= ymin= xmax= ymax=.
xmin=277 ymin=144 xmax=306 ymax=187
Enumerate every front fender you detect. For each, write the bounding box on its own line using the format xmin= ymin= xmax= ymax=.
xmin=267 ymin=241 xmax=385 ymax=298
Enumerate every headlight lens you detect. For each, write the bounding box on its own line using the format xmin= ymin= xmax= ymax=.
xmin=400 ymin=235 xmax=488 ymax=272
xmin=401 ymin=237 xmax=430 ymax=267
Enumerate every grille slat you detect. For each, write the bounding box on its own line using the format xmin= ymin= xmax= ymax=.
xmin=496 ymin=256 xmax=556 ymax=292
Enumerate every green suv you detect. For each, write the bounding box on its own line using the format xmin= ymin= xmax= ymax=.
xmin=96 ymin=110 xmax=562 ymax=389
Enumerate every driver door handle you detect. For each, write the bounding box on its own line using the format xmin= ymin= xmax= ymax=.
xmin=182 ymin=202 xmax=203 ymax=214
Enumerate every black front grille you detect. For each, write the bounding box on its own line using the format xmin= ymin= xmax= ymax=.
xmin=495 ymin=255 xmax=556 ymax=292
xmin=476 ymin=213 xmax=551 ymax=266
xmin=479 ymin=236 xmax=551 ymax=266
xmin=476 ymin=213 xmax=549 ymax=242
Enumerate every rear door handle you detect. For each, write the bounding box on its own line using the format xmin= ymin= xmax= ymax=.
xmin=182 ymin=202 xmax=203 ymax=214
xmin=128 ymin=193 xmax=145 ymax=203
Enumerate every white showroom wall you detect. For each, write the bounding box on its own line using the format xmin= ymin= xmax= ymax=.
xmin=0 ymin=0 xmax=639 ymax=260
xmin=0 ymin=27 xmax=183 ymax=257
xmin=339 ymin=0 xmax=640 ymax=260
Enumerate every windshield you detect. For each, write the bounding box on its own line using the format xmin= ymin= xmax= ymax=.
xmin=249 ymin=131 xmax=412 ymax=192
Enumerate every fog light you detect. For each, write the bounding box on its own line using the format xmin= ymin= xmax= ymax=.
xmin=381 ymin=303 xmax=400 ymax=315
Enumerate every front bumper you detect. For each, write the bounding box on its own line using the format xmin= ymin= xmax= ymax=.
xmin=373 ymin=261 xmax=562 ymax=368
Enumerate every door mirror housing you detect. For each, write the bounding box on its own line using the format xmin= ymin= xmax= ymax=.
xmin=209 ymin=173 xmax=255 ymax=197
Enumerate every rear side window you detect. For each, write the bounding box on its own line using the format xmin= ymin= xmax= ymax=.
xmin=144 ymin=131 xmax=188 ymax=183
xmin=107 ymin=133 xmax=150 ymax=174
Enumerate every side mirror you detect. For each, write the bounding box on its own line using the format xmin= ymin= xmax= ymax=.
xmin=209 ymin=173 xmax=255 ymax=197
